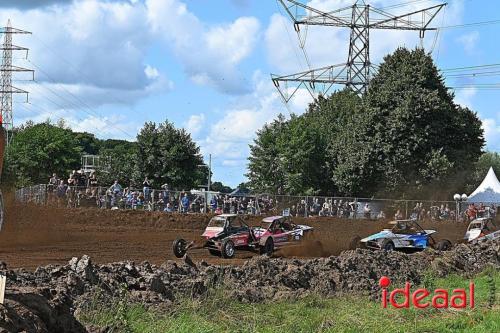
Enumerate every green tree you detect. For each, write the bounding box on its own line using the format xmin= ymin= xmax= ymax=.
xmin=210 ymin=181 xmax=233 ymax=193
xmin=247 ymin=115 xmax=288 ymax=194
xmin=74 ymin=132 xmax=100 ymax=155
xmin=333 ymin=48 xmax=484 ymax=197
xmin=463 ymin=152 xmax=500 ymax=193
xmin=247 ymin=90 xmax=360 ymax=196
xmin=4 ymin=121 xmax=82 ymax=186
xmin=97 ymin=145 xmax=137 ymax=187
xmin=135 ymin=120 xmax=204 ymax=189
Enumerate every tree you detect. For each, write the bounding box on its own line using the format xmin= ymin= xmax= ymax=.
xmin=247 ymin=115 xmax=288 ymax=194
xmin=333 ymin=48 xmax=484 ymax=197
xmin=135 ymin=120 xmax=204 ymax=189
xmin=74 ymin=132 xmax=100 ymax=155
xmin=247 ymin=90 xmax=360 ymax=196
xmin=4 ymin=121 xmax=81 ymax=186
xmin=463 ymin=152 xmax=500 ymax=193
xmin=97 ymin=145 xmax=137 ymax=187
xmin=210 ymin=181 xmax=232 ymax=193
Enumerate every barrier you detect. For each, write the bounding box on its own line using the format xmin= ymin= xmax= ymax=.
xmin=14 ymin=183 xmax=496 ymax=222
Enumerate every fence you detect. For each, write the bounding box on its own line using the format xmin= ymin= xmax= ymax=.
xmin=14 ymin=183 xmax=489 ymax=222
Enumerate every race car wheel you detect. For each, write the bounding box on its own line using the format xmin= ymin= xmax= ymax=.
xmin=381 ymin=239 xmax=395 ymax=251
xmin=260 ymin=237 xmax=274 ymax=256
xmin=436 ymin=239 xmax=452 ymax=251
xmin=173 ymin=238 xmax=188 ymax=258
xmin=208 ymin=249 xmax=220 ymax=257
xmin=221 ymin=239 xmax=235 ymax=259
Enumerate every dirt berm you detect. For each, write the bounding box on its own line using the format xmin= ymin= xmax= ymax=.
xmin=0 ymin=238 xmax=498 ymax=333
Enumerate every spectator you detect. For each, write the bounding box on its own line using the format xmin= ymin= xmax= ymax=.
xmin=181 ymin=193 xmax=189 ymax=213
xmin=109 ymin=180 xmax=123 ymax=195
xmin=48 ymin=173 xmax=59 ymax=192
xmin=77 ymin=169 xmax=87 ymax=188
xmin=55 ymin=180 xmax=67 ymax=206
xmin=377 ymin=210 xmax=386 ymax=219
xmin=210 ymin=196 xmax=217 ymax=213
xmin=88 ymin=172 xmax=98 ymax=197
xmin=164 ymin=202 xmax=174 ymax=212
xmin=67 ymin=170 xmax=77 ymax=187
xmin=143 ymin=177 xmax=152 ymax=201
xmin=363 ymin=203 xmax=371 ymax=219
xmin=394 ymin=209 xmax=403 ymax=220
xmin=311 ymin=198 xmax=321 ymax=216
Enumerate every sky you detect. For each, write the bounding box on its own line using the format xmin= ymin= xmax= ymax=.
xmin=1 ymin=0 xmax=499 ymax=187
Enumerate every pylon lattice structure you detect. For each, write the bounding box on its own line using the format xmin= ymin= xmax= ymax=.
xmin=0 ymin=20 xmax=34 ymax=144
xmin=272 ymin=0 xmax=446 ymax=101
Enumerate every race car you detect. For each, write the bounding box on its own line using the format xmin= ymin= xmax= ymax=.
xmin=359 ymin=219 xmax=451 ymax=251
xmin=252 ymin=215 xmax=314 ymax=255
xmin=172 ymin=214 xmax=313 ymax=259
xmin=463 ymin=217 xmax=500 ymax=242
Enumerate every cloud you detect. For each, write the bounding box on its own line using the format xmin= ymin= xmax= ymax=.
xmin=454 ymin=87 xmax=477 ymax=108
xmin=482 ymin=118 xmax=500 ymax=151
xmin=185 ymin=114 xmax=206 ymax=138
xmin=456 ymin=31 xmax=480 ymax=55
xmin=230 ymin=0 xmax=250 ymax=9
xmin=0 ymin=0 xmax=168 ymax=107
xmin=146 ymin=0 xmax=260 ymax=94
xmin=0 ymin=0 xmax=65 ymax=9
xmin=199 ymin=71 xmax=310 ymax=160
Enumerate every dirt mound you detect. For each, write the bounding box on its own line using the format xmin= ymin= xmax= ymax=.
xmin=0 ymin=238 xmax=498 ymax=332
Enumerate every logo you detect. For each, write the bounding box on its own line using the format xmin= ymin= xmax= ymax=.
xmin=379 ymin=276 xmax=474 ymax=309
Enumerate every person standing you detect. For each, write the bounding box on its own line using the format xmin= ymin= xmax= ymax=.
xmin=143 ymin=177 xmax=152 ymax=202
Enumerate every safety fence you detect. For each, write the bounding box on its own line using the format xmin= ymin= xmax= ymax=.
xmin=14 ymin=183 xmax=492 ymax=222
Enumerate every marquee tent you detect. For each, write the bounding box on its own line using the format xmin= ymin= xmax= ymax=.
xmin=467 ymin=167 xmax=500 ymax=204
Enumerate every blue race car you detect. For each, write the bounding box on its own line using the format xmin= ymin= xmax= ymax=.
xmin=360 ymin=219 xmax=451 ymax=251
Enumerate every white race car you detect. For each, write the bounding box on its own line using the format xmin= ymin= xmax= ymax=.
xmin=359 ymin=219 xmax=451 ymax=251
xmin=464 ymin=217 xmax=500 ymax=242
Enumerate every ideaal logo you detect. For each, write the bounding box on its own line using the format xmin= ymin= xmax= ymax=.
xmin=379 ymin=276 xmax=475 ymax=309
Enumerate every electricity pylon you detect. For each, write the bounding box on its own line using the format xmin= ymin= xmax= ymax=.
xmin=272 ymin=0 xmax=446 ymax=101
xmin=0 ymin=19 xmax=34 ymax=144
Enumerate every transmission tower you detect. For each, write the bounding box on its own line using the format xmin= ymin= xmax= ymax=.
xmin=272 ymin=0 xmax=446 ymax=101
xmin=0 ymin=19 xmax=34 ymax=144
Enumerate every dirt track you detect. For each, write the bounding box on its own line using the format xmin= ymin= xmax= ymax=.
xmin=0 ymin=199 xmax=469 ymax=269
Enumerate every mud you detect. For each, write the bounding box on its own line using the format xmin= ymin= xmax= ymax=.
xmin=0 ymin=238 xmax=498 ymax=332
xmin=0 ymin=200 xmax=469 ymax=269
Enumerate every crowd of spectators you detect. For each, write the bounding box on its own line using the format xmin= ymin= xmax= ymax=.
xmin=45 ymin=172 xmax=279 ymax=215
xmin=17 ymin=172 xmax=494 ymax=221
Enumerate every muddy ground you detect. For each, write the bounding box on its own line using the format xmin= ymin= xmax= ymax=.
xmin=0 ymin=200 xmax=469 ymax=269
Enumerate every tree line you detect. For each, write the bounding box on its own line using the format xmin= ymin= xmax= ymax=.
xmin=247 ymin=48 xmax=496 ymax=199
xmin=5 ymin=48 xmax=498 ymax=199
xmin=3 ymin=119 xmax=211 ymax=191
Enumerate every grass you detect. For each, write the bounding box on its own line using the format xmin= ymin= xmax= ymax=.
xmin=79 ymin=268 xmax=499 ymax=333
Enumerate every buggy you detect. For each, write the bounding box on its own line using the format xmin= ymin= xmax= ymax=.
xmin=172 ymin=214 xmax=314 ymax=259
xmin=359 ymin=219 xmax=451 ymax=251
xmin=463 ymin=217 xmax=500 ymax=242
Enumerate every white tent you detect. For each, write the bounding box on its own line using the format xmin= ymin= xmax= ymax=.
xmin=467 ymin=167 xmax=500 ymax=204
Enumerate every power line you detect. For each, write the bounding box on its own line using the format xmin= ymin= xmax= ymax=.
xmin=27 ymin=60 xmax=134 ymax=139
xmin=440 ymin=19 xmax=500 ymax=30
xmin=441 ymin=63 xmax=500 ymax=72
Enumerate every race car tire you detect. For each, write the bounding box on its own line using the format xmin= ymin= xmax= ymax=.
xmin=436 ymin=239 xmax=452 ymax=251
xmin=221 ymin=239 xmax=236 ymax=259
xmin=208 ymin=249 xmax=220 ymax=257
xmin=381 ymin=239 xmax=395 ymax=251
xmin=260 ymin=237 xmax=274 ymax=256
xmin=173 ymin=238 xmax=188 ymax=258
